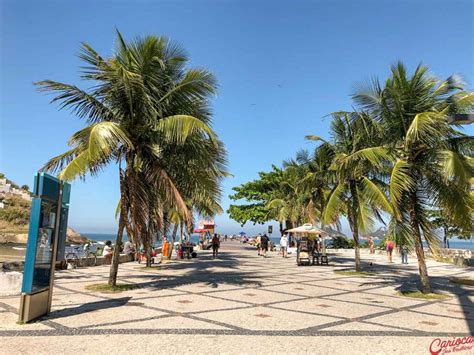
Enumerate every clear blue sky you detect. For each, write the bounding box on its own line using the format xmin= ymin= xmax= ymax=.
xmin=1 ymin=0 xmax=473 ymax=235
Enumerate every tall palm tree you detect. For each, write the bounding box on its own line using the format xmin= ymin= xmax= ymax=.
xmin=267 ymin=162 xmax=314 ymax=228
xmin=37 ymin=31 xmax=227 ymax=284
xmin=295 ymin=145 xmax=336 ymax=229
xmin=353 ymin=62 xmax=473 ymax=292
xmin=313 ymin=112 xmax=392 ymax=272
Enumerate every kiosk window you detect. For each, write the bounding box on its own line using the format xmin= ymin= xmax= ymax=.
xmin=31 ymin=202 xmax=56 ymax=292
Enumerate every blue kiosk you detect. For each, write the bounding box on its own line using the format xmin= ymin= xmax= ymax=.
xmin=18 ymin=173 xmax=70 ymax=323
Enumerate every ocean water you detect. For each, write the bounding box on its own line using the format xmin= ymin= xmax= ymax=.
xmin=82 ymin=233 xmax=202 ymax=246
xmin=81 ymin=233 xmax=474 ymax=250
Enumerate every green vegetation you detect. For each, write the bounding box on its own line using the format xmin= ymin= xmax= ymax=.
xmin=334 ymin=270 xmax=375 ymax=276
xmin=331 ymin=236 xmax=355 ymax=249
xmin=450 ymin=277 xmax=474 ymax=286
xmin=228 ymin=166 xmax=286 ymax=231
xmin=0 ymin=193 xmax=31 ymax=235
xmin=85 ymin=283 xmax=139 ymax=293
xmin=316 ymin=113 xmax=391 ymax=272
xmin=37 ymin=31 xmax=228 ymax=286
xmin=397 ymin=291 xmax=450 ymax=300
xmin=230 ymin=62 xmax=473 ymax=293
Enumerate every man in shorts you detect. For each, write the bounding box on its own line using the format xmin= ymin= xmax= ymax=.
xmin=212 ymin=234 xmax=220 ymax=258
xmin=260 ymin=234 xmax=269 ymax=257
xmin=280 ymin=233 xmax=288 ymax=258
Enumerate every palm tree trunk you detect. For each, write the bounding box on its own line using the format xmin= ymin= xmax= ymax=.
xmin=168 ymin=224 xmax=179 ymax=260
xmin=142 ymin=226 xmax=152 ymax=267
xmin=410 ymin=205 xmax=432 ymax=293
xmin=109 ymin=170 xmax=126 ymax=286
xmin=349 ymin=182 xmax=361 ymax=272
xmin=279 ymin=221 xmax=283 ymax=236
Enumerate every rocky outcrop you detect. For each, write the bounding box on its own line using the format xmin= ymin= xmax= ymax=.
xmin=66 ymin=227 xmax=87 ymax=244
xmin=0 ymin=227 xmax=86 ymax=245
xmin=0 ymin=233 xmax=28 ymax=244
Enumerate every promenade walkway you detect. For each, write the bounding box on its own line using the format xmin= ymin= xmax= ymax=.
xmin=1 ymin=242 xmax=473 ymax=354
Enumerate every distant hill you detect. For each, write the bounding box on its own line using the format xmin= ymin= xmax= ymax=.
xmin=0 ymin=172 xmax=85 ymax=244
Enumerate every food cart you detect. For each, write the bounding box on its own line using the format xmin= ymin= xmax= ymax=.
xmin=194 ymin=219 xmax=216 ymax=250
xmin=286 ymin=224 xmax=329 ymax=266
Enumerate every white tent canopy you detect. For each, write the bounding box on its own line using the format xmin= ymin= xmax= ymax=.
xmin=286 ymin=223 xmax=327 ymax=235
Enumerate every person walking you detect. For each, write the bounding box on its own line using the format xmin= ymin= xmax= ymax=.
xmin=368 ymin=237 xmax=375 ymax=254
xmin=280 ymin=234 xmax=288 ymax=258
xmin=400 ymin=244 xmax=409 ymax=264
xmin=256 ymin=234 xmax=262 ymax=256
xmin=212 ymin=234 xmax=220 ymax=258
xmin=386 ymin=240 xmax=395 ymax=263
xmin=260 ymin=234 xmax=269 ymax=257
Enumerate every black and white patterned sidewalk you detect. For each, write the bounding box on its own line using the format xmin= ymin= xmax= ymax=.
xmin=1 ymin=243 xmax=473 ymax=354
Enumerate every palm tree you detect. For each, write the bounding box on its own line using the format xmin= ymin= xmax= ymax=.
xmin=266 ymin=159 xmax=325 ymax=233
xmin=353 ymin=62 xmax=473 ymax=292
xmin=312 ymin=112 xmax=392 ymax=272
xmin=37 ymin=31 xmax=227 ymax=284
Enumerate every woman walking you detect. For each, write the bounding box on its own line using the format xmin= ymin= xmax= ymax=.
xmin=386 ymin=240 xmax=395 ymax=263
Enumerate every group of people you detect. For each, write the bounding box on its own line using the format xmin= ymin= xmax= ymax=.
xmin=89 ymin=233 xmax=412 ymax=266
xmin=385 ymin=240 xmax=409 ymax=264
xmin=254 ymin=233 xmax=271 ymax=256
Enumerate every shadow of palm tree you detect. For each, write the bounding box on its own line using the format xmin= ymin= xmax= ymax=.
xmin=45 ymin=297 xmax=132 ymax=320
xmin=125 ymin=250 xmax=264 ymax=290
xmin=331 ymin=254 xmax=474 ymax=334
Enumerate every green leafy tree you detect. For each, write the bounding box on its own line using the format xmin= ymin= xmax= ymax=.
xmin=354 ymin=62 xmax=473 ymax=293
xmin=315 ymin=112 xmax=392 ymax=272
xmin=228 ymin=166 xmax=284 ymax=230
xmin=429 ymin=209 xmax=472 ymax=247
xmin=38 ymin=31 xmax=227 ymax=284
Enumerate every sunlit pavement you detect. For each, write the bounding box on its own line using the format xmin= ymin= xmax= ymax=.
xmin=1 ymin=241 xmax=473 ymax=354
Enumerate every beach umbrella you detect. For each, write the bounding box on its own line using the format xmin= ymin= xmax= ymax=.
xmin=286 ymin=223 xmax=329 ymax=256
xmin=286 ymin=223 xmax=327 ymax=235
xmin=239 ymin=231 xmax=246 ymax=236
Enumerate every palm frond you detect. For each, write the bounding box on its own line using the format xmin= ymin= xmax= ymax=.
xmin=155 ymin=115 xmax=217 ymax=145
xmin=323 ymin=183 xmax=346 ymax=225
xmin=389 ymin=159 xmax=415 ymax=215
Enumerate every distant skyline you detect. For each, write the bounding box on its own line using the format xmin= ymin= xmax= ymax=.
xmin=1 ymin=0 xmax=473 ymax=235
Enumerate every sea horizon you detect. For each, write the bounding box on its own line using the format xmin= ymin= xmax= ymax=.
xmin=81 ymin=232 xmax=474 ymax=251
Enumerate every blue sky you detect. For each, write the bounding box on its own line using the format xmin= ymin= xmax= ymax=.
xmin=1 ymin=0 xmax=473 ymax=235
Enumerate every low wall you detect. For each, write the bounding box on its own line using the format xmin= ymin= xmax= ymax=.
xmin=88 ymin=254 xmax=134 ymax=266
xmin=0 ymin=254 xmax=135 ymax=296
xmin=328 ymin=248 xmax=474 ymax=267
xmin=0 ymin=271 xmax=22 ymax=296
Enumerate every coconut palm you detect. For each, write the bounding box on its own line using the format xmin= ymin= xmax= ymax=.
xmin=353 ymin=62 xmax=473 ymax=292
xmin=266 ymin=161 xmax=316 ymax=230
xmin=37 ymin=31 xmax=227 ymax=284
xmin=311 ymin=112 xmax=392 ymax=272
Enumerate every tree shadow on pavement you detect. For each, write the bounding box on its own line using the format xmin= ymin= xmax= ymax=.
xmin=123 ymin=250 xmax=264 ymax=290
xmin=44 ymin=297 xmax=132 ymax=320
xmin=331 ymin=253 xmax=474 ymax=335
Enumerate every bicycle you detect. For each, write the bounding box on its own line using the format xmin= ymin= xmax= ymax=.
xmin=65 ymin=244 xmax=98 ymax=268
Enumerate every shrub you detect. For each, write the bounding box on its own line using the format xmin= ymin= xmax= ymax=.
xmin=331 ymin=236 xmax=355 ymax=249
